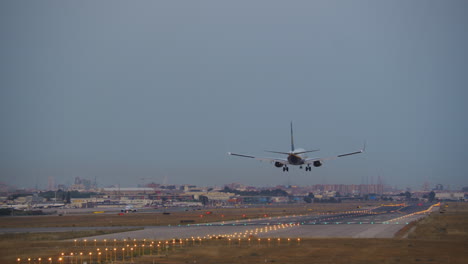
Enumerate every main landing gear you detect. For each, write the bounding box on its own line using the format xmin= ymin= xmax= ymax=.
xmin=305 ymin=165 xmax=312 ymax=171
xmin=282 ymin=166 xmax=289 ymax=172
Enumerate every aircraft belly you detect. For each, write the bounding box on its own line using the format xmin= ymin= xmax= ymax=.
xmin=287 ymin=155 xmax=304 ymax=165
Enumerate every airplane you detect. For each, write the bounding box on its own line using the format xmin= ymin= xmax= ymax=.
xmin=228 ymin=122 xmax=365 ymax=172
xmin=121 ymin=204 xmax=137 ymax=213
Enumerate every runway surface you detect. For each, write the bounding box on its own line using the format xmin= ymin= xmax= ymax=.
xmin=79 ymin=203 xmax=436 ymax=240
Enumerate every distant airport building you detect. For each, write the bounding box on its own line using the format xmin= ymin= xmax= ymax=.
xmin=309 ymin=184 xmax=383 ymax=195
xmin=435 ymin=192 xmax=464 ymax=201
xmin=101 ymin=187 xmax=155 ymax=196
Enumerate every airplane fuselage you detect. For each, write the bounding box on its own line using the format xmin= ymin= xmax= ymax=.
xmin=287 ymin=148 xmax=307 ymax=165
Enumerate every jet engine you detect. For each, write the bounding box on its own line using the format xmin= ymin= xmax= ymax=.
xmin=274 ymin=162 xmax=284 ymax=168
xmin=313 ymin=160 xmax=322 ymax=167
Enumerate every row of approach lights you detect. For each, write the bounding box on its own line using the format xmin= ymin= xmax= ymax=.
xmin=17 ymin=236 xmax=302 ymax=264
xmin=16 ymin=223 xmax=300 ymax=264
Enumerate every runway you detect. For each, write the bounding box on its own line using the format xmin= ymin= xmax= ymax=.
xmin=80 ymin=203 xmax=436 ymax=241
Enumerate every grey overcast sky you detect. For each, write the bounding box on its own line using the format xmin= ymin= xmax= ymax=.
xmin=1 ymin=1 xmax=467 ymax=190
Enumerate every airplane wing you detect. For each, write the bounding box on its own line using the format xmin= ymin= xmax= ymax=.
xmin=227 ymin=152 xmax=289 ymax=165
xmin=304 ymin=143 xmax=366 ymax=164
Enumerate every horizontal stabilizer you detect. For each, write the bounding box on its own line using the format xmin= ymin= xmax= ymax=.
xmin=294 ymin=149 xmax=320 ymax=155
xmin=265 ymin=149 xmax=319 ymax=155
xmin=264 ymin=150 xmax=292 ymax=155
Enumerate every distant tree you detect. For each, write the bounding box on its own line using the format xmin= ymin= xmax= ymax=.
xmin=0 ymin=208 xmax=14 ymax=216
xmin=304 ymin=192 xmax=315 ymax=203
xmin=428 ymin=191 xmax=436 ymax=202
xmin=222 ymin=186 xmax=232 ymax=192
xmin=405 ymin=191 xmax=412 ymax=200
xmin=66 ymin=191 xmax=71 ymax=204
xmin=199 ymin=195 xmax=209 ymax=206
xmin=8 ymin=193 xmax=30 ymax=200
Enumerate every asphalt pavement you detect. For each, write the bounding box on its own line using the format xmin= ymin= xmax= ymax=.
xmin=77 ymin=204 xmax=435 ymax=241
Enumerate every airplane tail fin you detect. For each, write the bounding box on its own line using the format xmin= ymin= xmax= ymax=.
xmin=264 ymin=122 xmax=319 ymax=155
xmin=290 ymin=121 xmax=295 ymax=152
